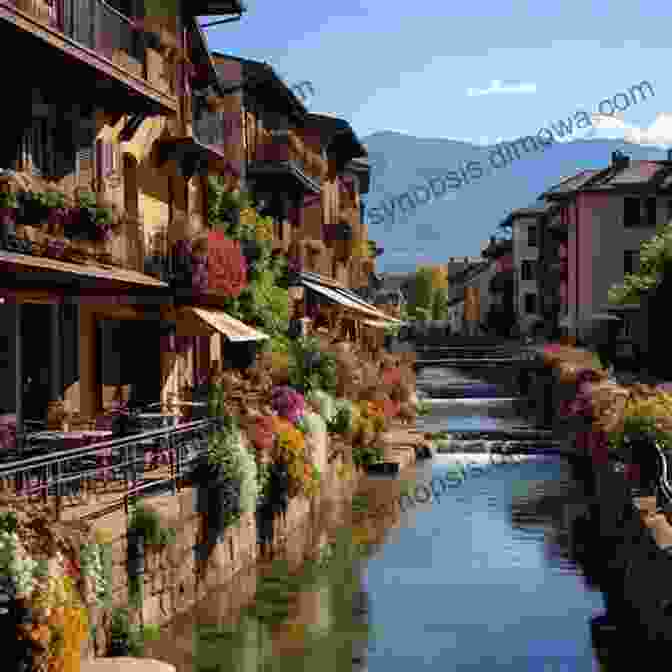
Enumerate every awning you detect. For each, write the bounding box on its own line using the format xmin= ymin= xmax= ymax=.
xmin=303 ymin=280 xmax=400 ymax=325
xmin=176 ymin=306 xmax=268 ymax=342
xmin=0 ymin=250 xmax=169 ymax=288
xmin=360 ymin=319 xmax=392 ymax=328
xmin=302 ymin=272 xmax=403 ymax=324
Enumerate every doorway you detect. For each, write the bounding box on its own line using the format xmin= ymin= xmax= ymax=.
xmin=21 ymin=303 xmax=54 ymax=423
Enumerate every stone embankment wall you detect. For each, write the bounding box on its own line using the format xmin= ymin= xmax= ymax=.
xmin=518 ymin=358 xmax=672 ymax=643
xmin=102 ymin=427 xmax=420 ymax=638
xmin=588 ymin=466 xmax=672 ymax=645
xmin=105 ymin=452 xmax=359 ymax=632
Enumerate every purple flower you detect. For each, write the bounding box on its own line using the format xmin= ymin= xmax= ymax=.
xmin=272 ymin=386 xmax=306 ymax=424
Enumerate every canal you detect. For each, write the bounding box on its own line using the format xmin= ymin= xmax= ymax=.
xmin=145 ymin=366 xmax=611 ymax=671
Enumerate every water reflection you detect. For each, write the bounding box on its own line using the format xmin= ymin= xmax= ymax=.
xmin=146 ymin=380 xmax=617 ymax=671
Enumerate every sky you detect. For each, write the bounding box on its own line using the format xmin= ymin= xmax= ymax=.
xmin=200 ymin=0 xmax=672 ymax=147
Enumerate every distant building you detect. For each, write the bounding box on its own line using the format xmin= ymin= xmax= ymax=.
xmin=539 ymin=150 xmax=672 ymax=350
xmin=500 ymin=201 xmax=560 ymax=337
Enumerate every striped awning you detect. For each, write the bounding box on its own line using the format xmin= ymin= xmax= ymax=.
xmin=176 ymin=307 xmax=268 ymax=342
xmin=301 ymin=271 xmax=402 ymax=324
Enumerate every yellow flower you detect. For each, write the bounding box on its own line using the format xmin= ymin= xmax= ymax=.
xmin=285 ymin=622 xmax=306 ymax=642
xmin=351 ymin=524 xmax=371 ymax=546
xmin=94 ymin=528 xmax=113 ymax=545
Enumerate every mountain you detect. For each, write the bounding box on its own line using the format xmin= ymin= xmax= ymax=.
xmin=362 ymin=132 xmax=668 ymax=273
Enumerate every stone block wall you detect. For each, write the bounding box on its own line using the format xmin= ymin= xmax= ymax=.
xmin=100 ymin=441 xmax=361 ymax=632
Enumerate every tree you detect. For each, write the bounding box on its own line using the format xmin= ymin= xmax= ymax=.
xmin=409 ymin=267 xmax=434 ymax=319
xmin=432 ymin=287 xmax=448 ymax=320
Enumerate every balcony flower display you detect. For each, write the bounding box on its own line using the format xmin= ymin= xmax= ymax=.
xmin=272 ymin=386 xmax=306 ymax=425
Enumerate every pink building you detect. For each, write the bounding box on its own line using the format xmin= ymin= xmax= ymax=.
xmin=540 ymin=151 xmax=672 ymax=341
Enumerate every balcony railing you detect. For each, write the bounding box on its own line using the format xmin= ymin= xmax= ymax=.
xmin=0 ymin=417 xmax=220 ymax=521
xmin=8 ymin=0 xmax=146 ymax=79
xmin=252 ymin=129 xmax=325 ymax=186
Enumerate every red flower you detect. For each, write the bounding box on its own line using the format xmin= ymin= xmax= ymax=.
xmin=251 ymin=416 xmax=276 ymax=451
xmin=64 ymin=556 xmax=80 ymax=579
xmin=207 ymin=232 xmax=248 ymax=297
xmin=382 ymin=400 xmax=400 ymax=418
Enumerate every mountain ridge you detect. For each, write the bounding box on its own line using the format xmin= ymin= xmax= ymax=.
xmin=362 ymin=134 xmax=667 ymax=272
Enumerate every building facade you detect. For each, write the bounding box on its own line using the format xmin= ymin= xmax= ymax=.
xmin=0 ymin=0 xmax=386 ymax=446
xmin=540 ymin=151 xmax=672 ymax=341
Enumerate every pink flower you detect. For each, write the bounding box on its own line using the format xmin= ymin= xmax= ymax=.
xmin=272 ymin=386 xmax=306 ymax=424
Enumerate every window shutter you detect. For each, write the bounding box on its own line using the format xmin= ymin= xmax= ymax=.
xmin=77 ymin=109 xmax=96 ymax=188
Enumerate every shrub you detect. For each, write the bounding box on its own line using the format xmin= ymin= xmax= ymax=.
xmin=297 ymin=411 xmax=327 ymax=437
xmin=128 ymin=504 xmax=176 ymax=547
xmin=306 ymin=389 xmax=336 ymax=423
xmin=288 ymin=337 xmax=337 ymax=395
xmin=352 ymin=442 xmax=384 ymax=469
xmin=208 ymin=425 xmax=259 ymax=515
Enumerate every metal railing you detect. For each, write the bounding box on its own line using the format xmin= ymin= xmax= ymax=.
xmin=0 ymin=417 xmax=220 ymax=521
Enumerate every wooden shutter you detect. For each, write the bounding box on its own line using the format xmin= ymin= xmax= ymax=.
xmin=77 ymin=108 xmax=96 ymax=189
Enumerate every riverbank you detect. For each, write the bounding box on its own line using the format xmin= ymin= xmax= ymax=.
xmin=516 ymin=343 xmax=672 ymax=645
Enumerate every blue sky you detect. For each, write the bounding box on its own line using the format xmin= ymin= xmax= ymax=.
xmin=200 ymin=0 xmax=671 ymax=146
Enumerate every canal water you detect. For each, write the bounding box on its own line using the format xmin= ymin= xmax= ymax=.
xmin=145 ymin=366 xmax=608 ymax=671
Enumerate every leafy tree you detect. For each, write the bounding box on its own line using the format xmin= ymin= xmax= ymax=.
xmin=609 ymin=221 xmax=672 ymax=304
xmin=409 ymin=267 xmax=434 ymax=319
xmin=432 ymin=287 xmax=448 ymax=320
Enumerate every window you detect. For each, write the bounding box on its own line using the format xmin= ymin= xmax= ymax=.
xmin=618 ymin=319 xmax=632 ymax=339
xmin=22 ymin=119 xmax=53 ymax=177
xmin=527 ymin=225 xmax=537 ymax=246
xmin=524 ymin=293 xmax=537 ymax=314
xmin=624 ymin=197 xmax=641 ymax=227
xmin=624 ymin=250 xmax=640 ymax=275
xmin=521 ymin=260 xmax=536 ymax=281
xmin=624 ymin=197 xmax=657 ymax=228
xmin=646 ymin=197 xmax=657 ymax=227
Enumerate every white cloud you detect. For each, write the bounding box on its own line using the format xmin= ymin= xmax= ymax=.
xmin=580 ymin=112 xmax=672 ymax=146
xmin=467 ymin=80 xmax=537 ymax=97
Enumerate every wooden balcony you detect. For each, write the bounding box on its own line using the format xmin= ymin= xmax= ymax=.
xmin=248 ymin=129 xmax=324 ymax=196
xmin=0 ymin=0 xmax=176 ymax=113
